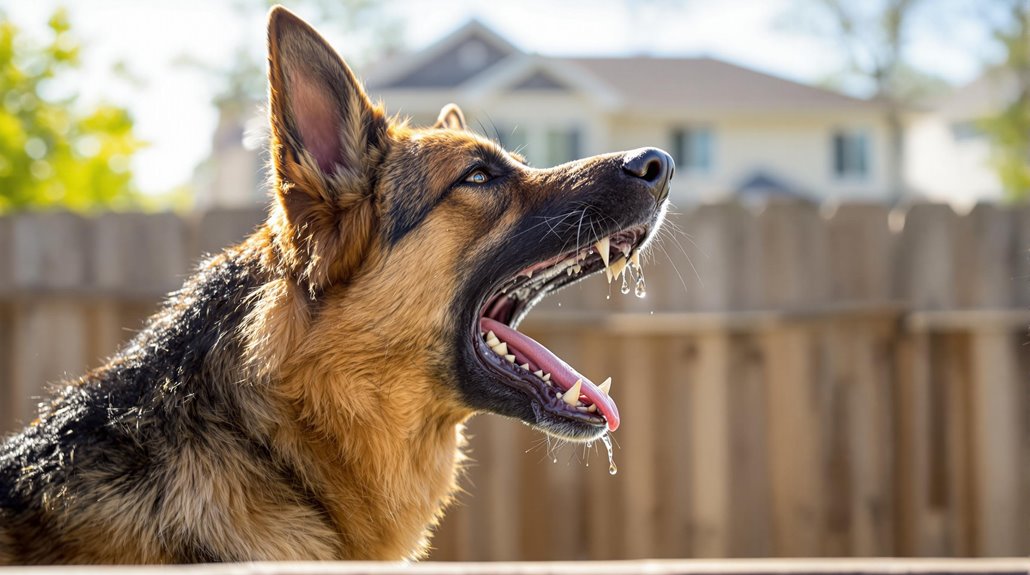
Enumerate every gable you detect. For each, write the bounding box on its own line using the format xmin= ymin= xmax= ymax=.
xmin=381 ymin=34 xmax=511 ymax=89
xmin=510 ymin=71 xmax=569 ymax=91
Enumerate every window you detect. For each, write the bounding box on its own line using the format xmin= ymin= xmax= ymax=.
xmin=951 ymin=121 xmax=983 ymax=142
xmin=832 ymin=130 xmax=869 ymax=179
xmin=672 ymin=127 xmax=713 ymax=173
xmin=544 ymin=127 xmax=581 ymax=167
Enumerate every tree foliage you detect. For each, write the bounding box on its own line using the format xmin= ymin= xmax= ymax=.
xmin=0 ymin=8 xmax=144 ymax=212
xmin=980 ymin=0 xmax=1030 ymax=201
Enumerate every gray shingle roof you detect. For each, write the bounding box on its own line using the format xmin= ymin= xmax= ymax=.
xmin=563 ymin=56 xmax=880 ymax=113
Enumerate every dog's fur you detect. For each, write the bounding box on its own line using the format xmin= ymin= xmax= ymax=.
xmin=0 ymin=7 xmax=669 ymax=564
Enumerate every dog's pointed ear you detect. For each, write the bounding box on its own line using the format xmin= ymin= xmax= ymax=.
xmin=267 ymin=5 xmax=385 ymax=184
xmin=433 ymin=103 xmax=467 ymax=131
xmin=266 ymin=6 xmax=388 ymax=292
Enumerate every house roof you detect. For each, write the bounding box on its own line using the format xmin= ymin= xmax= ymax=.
xmin=562 ymin=57 xmax=881 ymax=113
xmin=364 ymin=19 xmax=519 ymax=90
xmin=364 ymin=20 xmax=882 ymax=115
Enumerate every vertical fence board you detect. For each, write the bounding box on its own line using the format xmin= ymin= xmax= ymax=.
xmin=968 ymin=330 xmax=1023 ymax=556
xmin=9 ymin=213 xmax=92 ymax=427
xmin=727 ymin=335 xmax=773 ymax=557
xmin=655 ymin=336 xmax=695 ymax=558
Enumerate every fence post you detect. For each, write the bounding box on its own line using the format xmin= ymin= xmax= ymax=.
xmin=963 ymin=204 xmax=1022 ymax=556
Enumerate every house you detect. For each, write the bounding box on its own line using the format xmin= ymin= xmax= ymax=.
xmin=196 ymin=19 xmax=898 ymax=208
xmin=906 ymin=71 xmax=1010 ymax=206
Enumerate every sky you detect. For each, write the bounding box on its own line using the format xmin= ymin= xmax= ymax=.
xmin=2 ymin=0 xmax=1000 ymax=195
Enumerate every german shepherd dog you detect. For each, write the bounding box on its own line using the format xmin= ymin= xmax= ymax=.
xmin=0 ymin=7 xmax=672 ymax=564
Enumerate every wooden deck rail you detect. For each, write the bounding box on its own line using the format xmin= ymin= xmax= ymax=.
xmin=2 ymin=559 xmax=1029 ymax=575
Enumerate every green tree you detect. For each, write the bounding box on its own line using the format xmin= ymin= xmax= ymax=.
xmin=0 ymin=8 xmax=144 ymax=212
xmin=980 ymin=0 xmax=1030 ymax=201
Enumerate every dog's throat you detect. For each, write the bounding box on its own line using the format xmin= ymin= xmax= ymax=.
xmin=480 ymin=317 xmax=620 ymax=431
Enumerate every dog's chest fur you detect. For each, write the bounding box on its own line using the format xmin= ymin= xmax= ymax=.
xmin=0 ymin=246 xmax=469 ymax=563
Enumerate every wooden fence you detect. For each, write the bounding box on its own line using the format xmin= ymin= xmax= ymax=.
xmin=0 ymin=202 xmax=1027 ymax=560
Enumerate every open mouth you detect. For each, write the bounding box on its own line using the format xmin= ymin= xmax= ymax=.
xmin=472 ymin=225 xmax=649 ymax=436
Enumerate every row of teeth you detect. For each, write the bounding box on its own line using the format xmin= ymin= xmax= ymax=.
xmin=483 ymin=330 xmax=613 ymax=413
xmin=594 ymin=237 xmax=641 ymax=284
xmin=548 ymin=237 xmax=641 ymax=284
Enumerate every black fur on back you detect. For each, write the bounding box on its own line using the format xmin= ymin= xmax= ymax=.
xmin=0 ymin=246 xmax=327 ymax=563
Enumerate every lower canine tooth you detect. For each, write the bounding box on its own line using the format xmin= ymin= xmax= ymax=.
xmin=598 ymin=377 xmax=612 ymax=395
xmin=563 ymin=379 xmax=583 ymax=406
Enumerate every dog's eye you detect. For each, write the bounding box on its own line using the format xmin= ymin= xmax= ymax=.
xmin=465 ymin=170 xmax=491 ymax=185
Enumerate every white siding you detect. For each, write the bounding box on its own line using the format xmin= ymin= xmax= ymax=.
xmin=906 ymin=113 xmax=1002 ymax=208
xmin=610 ymin=115 xmax=891 ymax=203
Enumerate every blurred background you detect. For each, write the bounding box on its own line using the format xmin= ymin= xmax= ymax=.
xmin=0 ymin=0 xmax=1028 ymax=561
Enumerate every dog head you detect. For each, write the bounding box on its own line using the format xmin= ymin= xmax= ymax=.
xmin=262 ymin=7 xmax=672 ymax=442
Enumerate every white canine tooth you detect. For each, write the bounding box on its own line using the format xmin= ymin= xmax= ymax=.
xmin=587 ymin=404 xmax=597 ymax=413
xmin=491 ymin=342 xmax=508 ymax=356
xmin=504 ymin=354 xmax=516 ymax=363
xmin=610 ymin=257 xmax=628 ymax=280
xmin=597 ymin=377 xmax=612 ymax=395
xmin=572 ymin=264 xmax=582 ymax=274
xmin=486 ymin=336 xmax=500 ymax=347
xmin=534 ymin=370 xmax=544 ymax=377
xmin=542 ymin=373 xmax=551 ymax=381
xmin=486 ymin=330 xmax=497 ymax=341
xmin=595 ymin=238 xmax=610 ymax=267
xmin=630 ymin=250 xmax=641 ymax=268
xmin=520 ymin=363 xmax=530 ymax=370
xmin=563 ymin=379 xmax=582 ymax=406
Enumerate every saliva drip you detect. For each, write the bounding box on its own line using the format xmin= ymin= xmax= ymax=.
xmin=629 ymin=261 xmax=646 ymax=298
xmin=634 ymin=277 xmax=646 ymax=298
xmin=620 ymin=273 xmax=630 ymax=295
xmin=600 ymin=433 xmax=617 ymax=475
xmin=623 ymin=261 xmax=647 ymax=299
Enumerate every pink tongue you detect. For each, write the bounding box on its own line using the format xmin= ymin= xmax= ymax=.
xmin=480 ymin=318 xmax=620 ymax=432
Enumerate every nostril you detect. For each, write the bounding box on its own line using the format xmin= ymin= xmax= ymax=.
xmin=640 ymin=158 xmax=663 ymax=183
xmin=621 ymin=147 xmax=674 ymax=202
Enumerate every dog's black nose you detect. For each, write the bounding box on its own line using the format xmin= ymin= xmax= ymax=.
xmin=622 ymin=147 xmax=674 ymax=203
